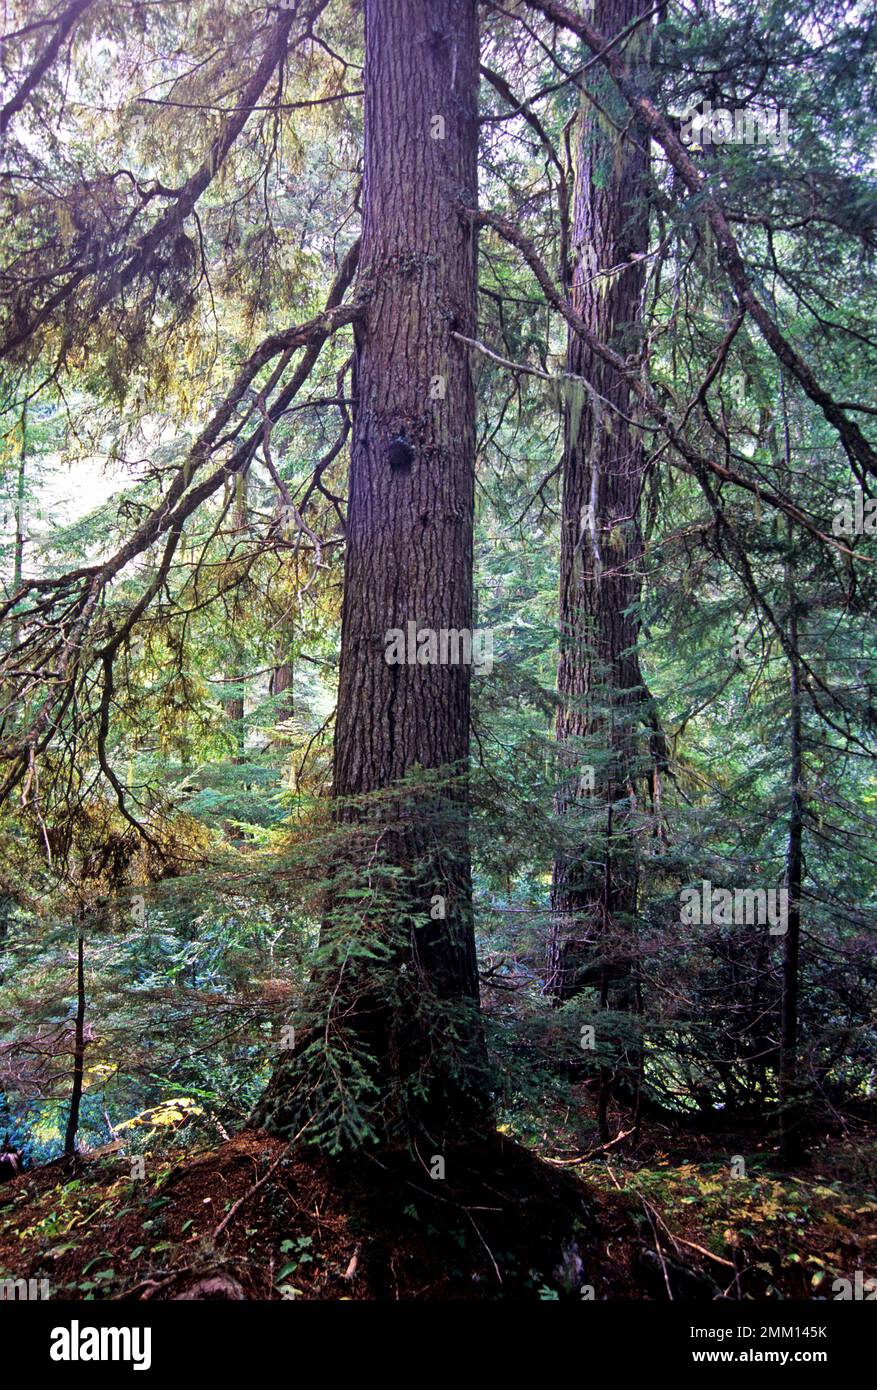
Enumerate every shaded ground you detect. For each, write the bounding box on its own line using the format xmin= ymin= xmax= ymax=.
xmin=0 ymin=1108 xmax=873 ymax=1300
xmin=539 ymin=1088 xmax=877 ymax=1300
xmin=0 ymin=1129 xmax=640 ymax=1300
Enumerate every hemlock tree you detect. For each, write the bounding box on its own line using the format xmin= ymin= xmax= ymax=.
xmin=254 ymin=0 xmax=491 ymax=1149
xmin=0 ymin=0 xmax=490 ymax=1158
xmin=547 ymin=0 xmax=652 ymax=1006
xmin=545 ymin=0 xmax=655 ymax=1138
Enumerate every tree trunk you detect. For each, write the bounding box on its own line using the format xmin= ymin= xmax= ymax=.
xmin=269 ymin=653 xmax=294 ymax=727
xmin=547 ymin=0 xmax=652 ymax=1012
xmin=546 ymin=1 xmax=653 ymax=1140
xmin=10 ymin=406 xmax=26 ymax=651
xmin=779 ymin=529 xmax=805 ymax=1165
xmin=222 ymin=477 xmax=248 ymax=762
xmin=253 ymin=0 xmax=487 ymax=1150
xmin=14 ymin=407 xmax=25 ymax=593
xmin=268 ymin=634 xmax=294 ymax=751
xmin=64 ymin=930 xmax=86 ymax=1158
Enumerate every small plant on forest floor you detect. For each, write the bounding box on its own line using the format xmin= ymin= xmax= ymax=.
xmin=277 ymin=1234 xmax=313 ymax=1280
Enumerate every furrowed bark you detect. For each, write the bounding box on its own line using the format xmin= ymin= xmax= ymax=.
xmin=254 ymin=0 xmax=488 ymax=1149
xmin=780 ymin=534 xmax=805 ymax=1165
xmin=548 ymin=0 xmax=651 ymax=1012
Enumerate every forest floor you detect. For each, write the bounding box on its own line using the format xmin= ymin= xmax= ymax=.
xmin=1 ymin=1102 xmax=874 ymax=1300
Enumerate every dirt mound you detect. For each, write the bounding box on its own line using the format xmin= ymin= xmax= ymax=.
xmin=0 ymin=1129 xmax=647 ymax=1300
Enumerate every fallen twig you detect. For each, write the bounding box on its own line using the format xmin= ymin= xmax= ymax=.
xmin=546 ymin=1127 xmax=636 ymax=1165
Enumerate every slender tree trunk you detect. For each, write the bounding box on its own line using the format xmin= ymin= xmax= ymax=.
xmin=14 ymin=407 xmax=25 ymax=592
xmin=9 ymin=405 xmax=26 ymax=652
xmin=779 ymin=529 xmax=805 ymax=1165
xmin=223 ymin=689 xmax=245 ymax=759
xmin=64 ymin=930 xmax=86 ymax=1158
xmin=270 ymin=653 xmax=294 ymax=725
xmin=223 ymin=478 xmax=248 ymax=762
xmin=0 ymin=412 xmax=25 ymax=953
xmin=254 ymin=0 xmax=486 ymax=1148
xmin=269 ymin=638 xmax=294 ymax=750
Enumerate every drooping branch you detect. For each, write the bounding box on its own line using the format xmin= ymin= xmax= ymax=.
xmin=473 ymin=207 xmax=869 ymax=559
xmin=0 ymin=240 xmax=363 ymax=810
xmin=521 ymin=0 xmax=877 ymax=481
xmin=479 ymin=63 xmax=571 ymax=284
xmin=0 ymin=0 xmax=96 ymax=135
xmin=1 ymin=6 xmax=307 ymax=361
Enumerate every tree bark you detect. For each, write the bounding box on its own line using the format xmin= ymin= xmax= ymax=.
xmin=547 ymin=0 xmax=652 ymax=1009
xmin=779 ymin=533 xmax=805 ymax=1165
xmin=222 ymin=478 xmax=248 ymax=762
xmin=10 ymin=406 xmax=26 ymax=652
xmin=64 ymin=930 xmax=86 ymax=1158
xmin=254 ymin=0 xmax=487 ymax=1149
xmin=268 ymin=608 xmax=295 ymax=749
xmin=269 ymin=653 xmax=294 ymax=728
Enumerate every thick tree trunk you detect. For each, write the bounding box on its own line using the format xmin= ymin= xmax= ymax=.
xmin=547 ymin=0 xmax=652 ymax=1013
xmin=254 ymin=0 xmax=486 ymax=1149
